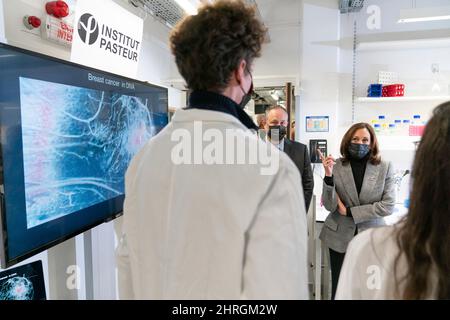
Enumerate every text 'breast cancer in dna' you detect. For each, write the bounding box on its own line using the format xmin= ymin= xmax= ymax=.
xmin=20 ymin=77 xmax=155 ymax=228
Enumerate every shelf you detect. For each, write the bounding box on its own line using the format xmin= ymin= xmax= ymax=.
xmin=377 ymin=135 xmax=420 ymax=151
xmin=356 ymin=96 xmax=450 ymax=103
xmin=356 ymin=37 xmax=450 ymax=52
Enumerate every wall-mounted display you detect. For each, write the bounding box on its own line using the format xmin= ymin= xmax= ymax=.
xmin=0 ymin=44 xmax=168 ymax=268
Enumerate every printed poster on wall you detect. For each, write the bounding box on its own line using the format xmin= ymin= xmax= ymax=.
xmin=306 ymin=116 xmax=329 ymax=132
xmin=71 ymin=0 xmax=143 ymax=78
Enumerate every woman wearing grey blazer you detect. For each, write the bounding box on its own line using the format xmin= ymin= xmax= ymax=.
xmin=318 ymin=123 xmax=396 ymax=299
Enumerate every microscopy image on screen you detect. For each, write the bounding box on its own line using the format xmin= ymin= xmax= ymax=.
xmin=0 ymin=260 xmax=46 ymax=300
xmin=0 ymin=276 xmax=35 ymax=300
xmin=20 ymin=77 xmax=156 ymax=228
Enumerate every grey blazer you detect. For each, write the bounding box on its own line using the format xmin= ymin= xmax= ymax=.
xmin=319 ymin=158 xmax=396 ymax=253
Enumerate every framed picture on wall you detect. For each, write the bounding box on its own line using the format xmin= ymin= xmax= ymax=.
xmin=0 ymin=260 xmax=46 ymax=300
xmin=306 ymin=116 xmax=329 ymax=132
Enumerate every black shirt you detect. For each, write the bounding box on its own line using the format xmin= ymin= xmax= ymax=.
xmin=349 ymin=154 xmax=369 ymax=196
xmin=323 ymin=154 xmax=370 ymax=218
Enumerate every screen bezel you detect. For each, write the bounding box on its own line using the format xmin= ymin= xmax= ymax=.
xmin=0 ymin=43 xmax=168 ymax=268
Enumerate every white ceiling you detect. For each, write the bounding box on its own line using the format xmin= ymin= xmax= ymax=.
xmin=252 ymin=0 xmax=450 ymax=88
xmin=160 ymin=0 xmax=450 ymax=89
xmin=252 ymin=0 xmax=302 ymax=87
xmin=162 ymin=0 xmax=303 ymax=88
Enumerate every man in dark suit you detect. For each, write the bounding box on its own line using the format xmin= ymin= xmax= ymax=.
xmin=265 ymin=106 xmax=314 ymax=211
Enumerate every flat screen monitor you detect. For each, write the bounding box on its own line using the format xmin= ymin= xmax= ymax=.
xmin=0 ymin=44 xmax=168 ymax=267
xmin=0 ymin=260 xmax=46 ymax=300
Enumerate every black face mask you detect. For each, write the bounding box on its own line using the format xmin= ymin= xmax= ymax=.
xmin=348 ymin=143 xmax=370 ymax=159
xmin=239 ymin=71 xmax=254 ymax=109
xmin=267 ymin=125 xmax=287 ymax=142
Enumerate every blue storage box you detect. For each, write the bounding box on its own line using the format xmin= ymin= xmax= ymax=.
xmin=367 ymin=84 xmax=382 ymax=97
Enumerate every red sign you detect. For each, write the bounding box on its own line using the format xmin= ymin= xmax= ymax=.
xmin=43 ymin=15 xmax=73 ymax=47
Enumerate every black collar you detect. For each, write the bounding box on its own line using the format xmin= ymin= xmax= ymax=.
xmin=186 ymin=90 xmax=258 ymax=130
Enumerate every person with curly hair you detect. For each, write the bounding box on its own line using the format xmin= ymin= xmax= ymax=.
xmin=117 ymin=0 xmax=309 ymax=300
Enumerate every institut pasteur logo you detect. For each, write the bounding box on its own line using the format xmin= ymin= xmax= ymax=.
xmin=75 ymin=12 xmax=141 ymax=62
xmin=77 ymin=13 xmax=99 ymax=45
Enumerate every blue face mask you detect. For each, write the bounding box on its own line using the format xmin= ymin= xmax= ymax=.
xmin=348 ymin=143 xmax=370 ymax=159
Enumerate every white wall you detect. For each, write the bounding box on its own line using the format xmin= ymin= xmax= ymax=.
xmin=353 ymin=0 xmax=450 ymax=103
xmin=298 ymin=0 xmax=341 ymax=198
xmin=253 ymin=0 xmax=301 ymax=88
xmin=355 ymin=0 xmax=450 ymax=35
xmin=341 ymin=0 xmax=450 ymax=204
xmin=163 ymin=0 xmax=303 ymax=97
xmin=0 ymin=0 xmax=183 ymax=299
xmin=161 ymin=0 xmax=303 ymax=90
xmin=297 ymin=0 xmax=450 ymax=206
xmin=298 ymin=0 xmax=450 ymax=148
xmin=2 ymin=0 xmax=73 ymax=59
xmin=355 ymin=47 xmax=450 ymax=124
xmin=356 ymin=47 xmax=450 ymax=97
xmin=337 ymin=12 xmax=356 ymax=132
xmin=298 ymin=0 xmax=340 ymax=153
xmin=0 ymin=0 xmax=5 ymax=42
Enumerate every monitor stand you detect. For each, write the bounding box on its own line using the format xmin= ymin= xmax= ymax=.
xmin=47 ymin=230 xmax=95 ymax=300
xmin=47 ymin=237 xmax=79 ymax=300
xmin=47 ymin=222 xmax=117 ymax=300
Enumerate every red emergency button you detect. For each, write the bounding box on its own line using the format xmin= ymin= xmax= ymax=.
xmin=28 ymin=16 xmax=42 ymax=28
xmin=23 ymin=15 xmax=42 ymax=30
xmin=45 ymin=1 xmax=69 ymax=18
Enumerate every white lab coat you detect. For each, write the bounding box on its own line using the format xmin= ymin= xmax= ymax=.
xmin=115 ymin=108 xmax=309 ymax=299
xmin=335 ymin=225 xmax=438 ymax=299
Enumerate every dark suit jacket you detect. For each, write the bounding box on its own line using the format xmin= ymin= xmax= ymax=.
xmin=283 ymin=139 xmax=314 ymax=211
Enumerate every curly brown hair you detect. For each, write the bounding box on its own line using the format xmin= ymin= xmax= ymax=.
xmin=340 ymin=122 xmax=381 ymax=165
xmin=169 ymin=0 xmax=267 ymax=92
